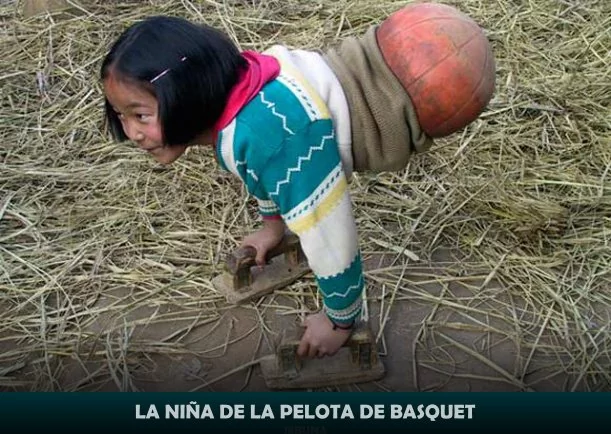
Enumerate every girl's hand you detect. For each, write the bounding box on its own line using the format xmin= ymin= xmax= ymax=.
xmin=297 ymin=311 xmax=353 ymax=358
xmin=241 ymin=218 xmax=287 ymax=266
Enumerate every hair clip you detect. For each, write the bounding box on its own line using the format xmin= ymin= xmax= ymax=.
xmin=150 ymin=56 xmax=187 ymax=83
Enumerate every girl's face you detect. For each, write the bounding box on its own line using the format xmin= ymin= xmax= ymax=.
xmin=103 ymin=75 xmax=186 ymax=165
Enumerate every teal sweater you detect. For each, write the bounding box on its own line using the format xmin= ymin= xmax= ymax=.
xmin=215 ymin=51 xmax=363 ymax=325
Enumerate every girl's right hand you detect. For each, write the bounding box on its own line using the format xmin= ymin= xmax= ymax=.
xmin=241 ymin=218 xmax=287 ymax=266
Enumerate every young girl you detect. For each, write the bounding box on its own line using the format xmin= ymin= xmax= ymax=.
xmin=101 ymin=10 xmax=494 ymax=359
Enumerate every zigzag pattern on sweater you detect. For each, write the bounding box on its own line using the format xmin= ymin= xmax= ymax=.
xmin=269 ymin=130 xmax=335 ymax=199
xmin=320 ymin=274 xmax=363 ymax=299
xmin=259 ymin=92 xmax=295 ymax=135
xmin=283 ymin=163 xmax=343 ymax=222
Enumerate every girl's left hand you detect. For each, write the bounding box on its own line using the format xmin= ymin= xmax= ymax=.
xmin=296 ymin=311 xmax=352 ymax=358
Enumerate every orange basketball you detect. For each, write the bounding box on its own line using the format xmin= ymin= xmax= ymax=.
xmin=376 ymin=2 xmax=496 ymax=137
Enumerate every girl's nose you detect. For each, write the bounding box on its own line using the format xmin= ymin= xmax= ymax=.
xmin=125 ymin=121 xmax=144 ymax=143
xmin=133 ymin=132 xmax=145 ymax=144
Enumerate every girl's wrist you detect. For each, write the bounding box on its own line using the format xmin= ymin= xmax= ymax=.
xmin=263 ymin=217 xmax=286 ymax=233
xmin=332 ymin=321 xmax=354 ymax=331
xmin=325 ymin=313 xmax=355 ymax=331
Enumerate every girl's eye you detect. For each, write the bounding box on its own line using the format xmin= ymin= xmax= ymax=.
xmin=136 ymin=114 xmax=151 ymax=121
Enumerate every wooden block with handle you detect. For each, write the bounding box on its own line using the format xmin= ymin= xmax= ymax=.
xmin=212 ymin=233 xmax=311 ymax=304
xmin=260 ymin=322 xmax=386 ymax=389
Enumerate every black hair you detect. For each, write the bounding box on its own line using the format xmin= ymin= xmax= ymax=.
xmin=101 ymin=16 xmax=247 ymax=146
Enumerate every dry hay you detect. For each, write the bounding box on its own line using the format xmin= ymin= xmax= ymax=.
xmin=0 ymin=0 xmax=610 ymax=391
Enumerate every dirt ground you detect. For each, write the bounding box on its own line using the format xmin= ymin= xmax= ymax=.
xmin=13 ymin=247 xmax=590 ymax=393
